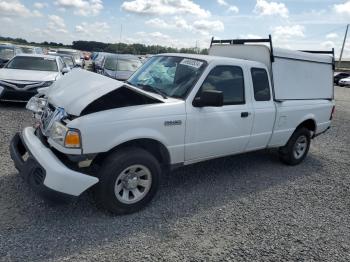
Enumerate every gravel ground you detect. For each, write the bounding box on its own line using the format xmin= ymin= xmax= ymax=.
xmin=0 ymin=87 xmax=349 ymax=261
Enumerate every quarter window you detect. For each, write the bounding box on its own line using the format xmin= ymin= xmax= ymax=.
xmin=251 ymin=68 xmax=271 ymax=101
xmin=199 ymin=66 xmax=245 ymax=105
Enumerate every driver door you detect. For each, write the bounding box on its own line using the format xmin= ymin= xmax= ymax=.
xmin=185 ymin=65 xmax=254 ymax=163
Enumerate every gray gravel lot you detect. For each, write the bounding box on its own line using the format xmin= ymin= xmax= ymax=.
xmin=0 ymin=87 xmax=350 ymax=261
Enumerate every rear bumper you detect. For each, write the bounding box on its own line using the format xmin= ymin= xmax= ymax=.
xmin=10 ymin=127 xmax=99 ymax=200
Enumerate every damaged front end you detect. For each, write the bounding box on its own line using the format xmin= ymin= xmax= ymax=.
xmin=80 ymin=85 xmax=162 ymax=116
xmin=26 ymin=95 xmax=82 ymax=151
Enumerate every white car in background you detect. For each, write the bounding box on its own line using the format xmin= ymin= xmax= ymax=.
xmin=338 ymin=77 xmax=350 ymax=87
xmin=0 ymin=54 xmax=70 ymax=102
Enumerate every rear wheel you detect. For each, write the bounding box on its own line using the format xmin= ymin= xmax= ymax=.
xmin=93 ymin=148 xmax=161 ymax=214
xmin=279 ymin=127 xmax=311 ymax=165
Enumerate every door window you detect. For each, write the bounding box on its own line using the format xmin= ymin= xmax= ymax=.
xmin=251 ymin=68 xmax=271 ymax=101
xmin=199 ymin=66 xmax=245 ymax=105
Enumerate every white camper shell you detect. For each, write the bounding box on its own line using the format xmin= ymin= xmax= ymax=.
xmin=209 ymin=36 xmax=334 ymax=101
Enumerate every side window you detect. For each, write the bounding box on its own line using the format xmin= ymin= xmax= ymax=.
xmin=251 ymin=68 xmax=271 ymax=101
xmin=200 ymin=66 xmax=245 ymax=105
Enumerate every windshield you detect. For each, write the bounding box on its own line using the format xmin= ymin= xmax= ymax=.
xmin=5 ymin=56 xmax=58 ymax=72
xmin=128 ymin=56 xmax=207 ymax=99
xmin=118 ymin=59 xmax=142 ymax=71
xmin=62 ymin=57 xmax=74 ymax=67
xmin=21 ymin=47 xmax=34 ymax=54
xmin=0 ymin=46 xmax=14 ymax=60
xmin=57 ymin=50 xmax=76 ymax=55
xmin=104 ymin=56 xmax=142 ymax=72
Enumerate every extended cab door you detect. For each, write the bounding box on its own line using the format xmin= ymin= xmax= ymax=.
xmin=185 ymin=63 xmax=254 ymax=163
xmin=245 ymin=67 xmax=275 ymax=151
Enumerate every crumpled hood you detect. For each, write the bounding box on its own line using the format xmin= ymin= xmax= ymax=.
xmin=46 ymin=69 xmax=166 ymax=116
xmin=0 ymin=68 xmax=58 ymax=82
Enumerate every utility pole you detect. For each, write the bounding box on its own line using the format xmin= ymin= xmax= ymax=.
xmin=116 ymin=24 xmax=123 ymax=54
xmin=120 ymin=24 xmax=123 ymax=42
xmin=338 ymin=24 xmax=349 ymax=69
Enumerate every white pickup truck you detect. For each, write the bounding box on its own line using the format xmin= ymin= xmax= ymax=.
xmin=10 ymin=37 xmax=335 ymax=214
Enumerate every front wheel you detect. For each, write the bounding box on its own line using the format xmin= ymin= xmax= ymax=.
xmin=93 ymin=148 xmax=161 ymax=214
xmin=279 ymin=127 xmax=311 ymax=165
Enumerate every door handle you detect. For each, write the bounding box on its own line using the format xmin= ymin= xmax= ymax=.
xmin=241 ymin=112 xmax=250 ymax=118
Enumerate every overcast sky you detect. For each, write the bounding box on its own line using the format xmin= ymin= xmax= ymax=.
xmin=0 ymin=0 xmax=349 ymax=57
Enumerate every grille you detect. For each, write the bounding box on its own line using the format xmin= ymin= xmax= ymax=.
xmin=0 ymin=80 xmax=43 ymax=91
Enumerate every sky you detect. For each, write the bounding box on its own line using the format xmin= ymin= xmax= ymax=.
xmin=0 ymin=0 xmax=349 ymax=57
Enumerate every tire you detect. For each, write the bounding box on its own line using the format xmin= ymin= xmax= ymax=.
xmin=279 ymin=127 xmax=311 ymax=166
xmin=93 ymin=147 xmax=161 ymax=215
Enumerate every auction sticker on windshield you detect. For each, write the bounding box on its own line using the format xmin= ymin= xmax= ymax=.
xmin=180 ymin=58 xmax=203 ymax=69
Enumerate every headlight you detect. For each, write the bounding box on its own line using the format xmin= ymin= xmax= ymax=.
xmin=50 ymin=121 xmax=81 ymax=148
xmin=41 ymin=81 xmax=54 ymax=87
xmin=51 ymin=121 xmax=68 ymax=145
xmin=26 ymin=96 xmax=48 ymax=113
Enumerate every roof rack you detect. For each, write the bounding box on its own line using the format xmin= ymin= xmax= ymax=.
xmin=210 ymin=35 xmax=275 ymax=62
xmin=210 ymin=35 xmax=335 ymax=67
xmin=300 ymin=49 xmax=335 ymax=70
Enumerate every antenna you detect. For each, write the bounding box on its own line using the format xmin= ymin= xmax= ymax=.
xmin=338 ymin=24 xmax=349 ymax=69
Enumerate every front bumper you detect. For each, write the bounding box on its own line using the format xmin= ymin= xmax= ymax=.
xmin=0 ymin=87 xmax=37 ymax=101
xmin=10 ymin=127 xmax=99 ymax=200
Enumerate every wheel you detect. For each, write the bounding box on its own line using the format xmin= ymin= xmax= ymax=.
xmin=279 ymin=127 xmax=311 ymax=165
xmin=93 ymin=147 xmax=161 ymax=214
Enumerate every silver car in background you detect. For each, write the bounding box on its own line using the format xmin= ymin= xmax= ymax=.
xmin=20 ymin=46 xmax=44 ymax=55
xmin=100 ymin=54 xmax=142 ymax=81
xmin=57 ymin=49 xmax=85 ymax=68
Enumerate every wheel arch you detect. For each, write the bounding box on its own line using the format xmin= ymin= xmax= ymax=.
xmin=93 ymin=138 xmax=171 ymax=169
xmin=296 ymin=118 xmax=317 ymax=136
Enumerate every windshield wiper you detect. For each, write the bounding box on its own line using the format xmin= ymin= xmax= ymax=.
xmin=135 ymin=83 xmax=168 ymax=99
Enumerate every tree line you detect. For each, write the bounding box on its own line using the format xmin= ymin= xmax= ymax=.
xmin=0 ymin=36 xmax=208 ymax=55
xmin=72 ymin=41 xmax=208 ymax=55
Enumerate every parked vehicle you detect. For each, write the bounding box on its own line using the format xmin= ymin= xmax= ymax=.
xmin=20 ymin=46 xmax=44 ymax=55
xmin=57 ymin=49 xmax=85 ymax=68
xmin=338 ymin=77 xmax=350 ymax=87
xmin=92 ymin=52 xmax=108 ymax=72
xmin=52 ymin=53 xmax=77 ymax=69
xmin=0 ymin=44 xmax=22 ymax=68
xmin=101 ymin=54 xmax=142 ymax=81
xmin=0 ymin=54 xmax=70 ymax=101
xmin=10 ymin=36 xmax=335 ymax=214
xmin=334 ymin=72 xmax=350 ymax=85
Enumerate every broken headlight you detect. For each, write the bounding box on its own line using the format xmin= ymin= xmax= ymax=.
xmin=26 ymin=95 xmax=48 ymax=114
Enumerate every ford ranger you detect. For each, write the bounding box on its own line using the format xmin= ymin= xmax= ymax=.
xmin=10 ymin=37 xmax=335 ymax=214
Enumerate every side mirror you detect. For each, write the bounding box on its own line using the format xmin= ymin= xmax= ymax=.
xmin=193 ymin=90 xmax=223 ymax=107
xmin=62 ymin=67 xmax=70 ymax=74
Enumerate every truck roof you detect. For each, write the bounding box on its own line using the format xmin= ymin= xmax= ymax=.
xmin=159 ymin=53 xmax=267 ymax=68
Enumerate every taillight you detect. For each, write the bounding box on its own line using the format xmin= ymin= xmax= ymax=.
xmin=330 ymin=106 xmax=335 ymax=120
